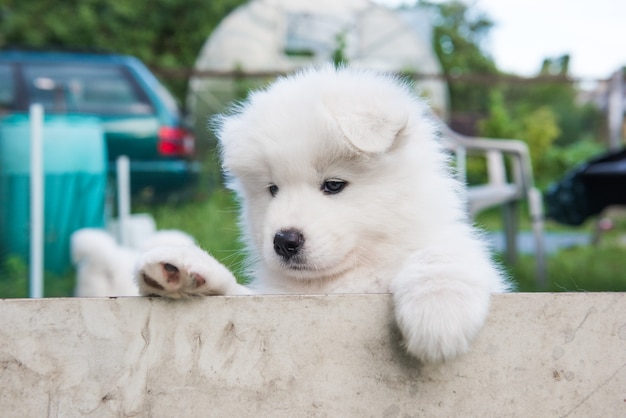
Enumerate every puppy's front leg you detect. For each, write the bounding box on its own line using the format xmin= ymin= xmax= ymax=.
xmin=390 ymin=245 xmax=503 ymax=363
xmin=135 ymin=245 xmax=251 ymax=298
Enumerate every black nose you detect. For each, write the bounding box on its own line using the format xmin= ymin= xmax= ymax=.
xmin=273 ymin=229 xmax=304 ymax=260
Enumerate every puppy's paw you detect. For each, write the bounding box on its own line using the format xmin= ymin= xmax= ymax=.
xmin=390 ymin=252 xmax=497 ymax=363
xmin=135 ymin=245 xmax=250 ymax=298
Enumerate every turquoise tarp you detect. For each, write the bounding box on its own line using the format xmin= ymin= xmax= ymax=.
xmin=0 ymin=113 xmax=107 ymax=274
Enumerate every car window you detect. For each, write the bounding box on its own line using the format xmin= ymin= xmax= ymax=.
xmin=22 ymin=64 xmax=154 ymax=116
xmin=154 ymin=81 xmax=180 ymax=116
xmin=0 ymin=64 xmax=14 ymax=110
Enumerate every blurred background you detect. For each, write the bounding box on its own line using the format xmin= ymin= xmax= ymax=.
xmin=0 ymin=0 xmax=624 ymax=297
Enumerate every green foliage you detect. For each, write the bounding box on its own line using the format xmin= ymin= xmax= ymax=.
xmin=332 ymin=32 xmax=349 ymax=68
xmin=540 ymin=55 xmax=570 ymax=75
xmin=477 ymin=91 xmax=519 ymax=138
xmin=473 ymin=91 xmax=560 ymax=187
xmin=476 ymin=83 xmax=604 ymax=188
xmin=502 ymin=54 xmax=602 ymax=148
xmin=520 ymin=106 xmax=561 ymax=170
xmin=539 ymin=138 xmax=605 ymax=187
xmin=420 ymin=0 xmax=499 ymax=113
xmin=478 ymin=98 xmax=561 ymax=182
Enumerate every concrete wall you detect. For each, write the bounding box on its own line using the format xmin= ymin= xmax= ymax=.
xmin=0 ymin=293 xmax=624 ymax=417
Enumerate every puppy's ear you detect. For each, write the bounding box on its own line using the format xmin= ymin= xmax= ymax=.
xmin=324 ymin=97 xmax=409 ymax=154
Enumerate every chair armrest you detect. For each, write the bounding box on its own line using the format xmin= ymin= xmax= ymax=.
xmin=435 ymin=119 xmax=535 ymax=195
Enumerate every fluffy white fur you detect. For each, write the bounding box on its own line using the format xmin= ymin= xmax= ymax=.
xmin=134 ymin=66 xmax=509 ymax=363
xmin=72 ymin=228 xmax=195 ymax=297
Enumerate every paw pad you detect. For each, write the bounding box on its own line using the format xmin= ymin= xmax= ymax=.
xmin=192 ymin=273 xmax=206 ymax=288
xmin=162 ymin=263 xmax=180 ymax=284
xmin=142 ymin=273 xmax=164 ymax=290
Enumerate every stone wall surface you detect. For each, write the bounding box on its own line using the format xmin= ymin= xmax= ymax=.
xmin=0 ymin=293 xmax=624 ymax=417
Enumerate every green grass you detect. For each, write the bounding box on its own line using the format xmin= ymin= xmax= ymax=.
xmin=0 ymin=255 xmax=76 ymax=298
xmin=506 ymin=245 xmax=626 ymax=292
xmin=2 ymin=187 xmax=625 ymax=298
xmin=135 ymin=188 xmax=248 ymax=279
xmin=477 ymin=207 xmax=626 ymax=291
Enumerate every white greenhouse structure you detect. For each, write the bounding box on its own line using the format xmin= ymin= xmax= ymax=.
xmin=187 ymin=0 xmax=448 ymax=140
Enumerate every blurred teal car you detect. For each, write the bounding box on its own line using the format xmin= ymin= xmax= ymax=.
xmin=0 ymin=50 xmax=199 ymax=197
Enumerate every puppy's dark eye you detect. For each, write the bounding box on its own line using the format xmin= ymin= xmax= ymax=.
xmin=322 ymin=180 xmax=347 ymax=195
xmin=268 ymin=184 xmax=279 ymax=197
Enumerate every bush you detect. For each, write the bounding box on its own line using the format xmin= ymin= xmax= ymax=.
xmin=476 ymin=90 xmax=605 ymax=188
xmin=539 ymin=138 xmax=605 ymax=187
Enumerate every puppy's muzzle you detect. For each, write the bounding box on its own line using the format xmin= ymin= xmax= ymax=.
xmin=273 ymin=229 xmax=304 ymax=260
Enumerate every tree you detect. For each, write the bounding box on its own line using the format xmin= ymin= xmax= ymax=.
xmin=418 ymin=0 xmax=499 ymax=113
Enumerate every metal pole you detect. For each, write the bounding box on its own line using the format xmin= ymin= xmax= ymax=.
xmin=116 ymin=155 xmax=131 ymax=247
xmin=608 ymin=69 xmax=623 ymax=151
xmin=528 ymin=187 xmax=547 ymax=287
xmin=29 ymin=104 xmax=44 ymax=298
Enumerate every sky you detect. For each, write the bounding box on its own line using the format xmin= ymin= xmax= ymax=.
xmin=374 ymin=0 xmax=626 ymax=80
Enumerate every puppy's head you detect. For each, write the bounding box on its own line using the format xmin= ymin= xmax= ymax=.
xmin=215 ymin=66 xmax=432 ymax=281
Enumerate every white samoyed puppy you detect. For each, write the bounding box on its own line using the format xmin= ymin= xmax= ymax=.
xmin=135 ymin=66 xmax=509 ymax=363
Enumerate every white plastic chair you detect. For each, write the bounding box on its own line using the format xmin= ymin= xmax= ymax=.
xmin=435 ymin=118 xmax=547 ymax=285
